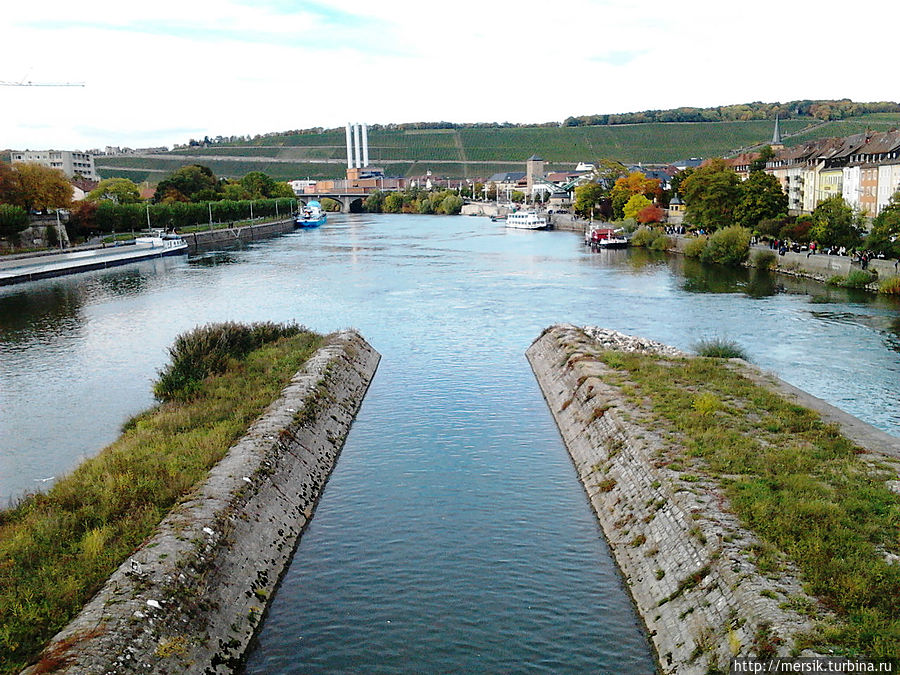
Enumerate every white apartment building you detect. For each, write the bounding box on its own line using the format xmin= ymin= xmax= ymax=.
xmin=9 ymin=149 xmax=100 ymax=181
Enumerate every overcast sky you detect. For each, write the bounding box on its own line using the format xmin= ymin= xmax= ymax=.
xmin=2 ymin=0 xmax=896 ymax=151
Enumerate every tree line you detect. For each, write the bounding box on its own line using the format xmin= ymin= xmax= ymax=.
xmin=563 ymin=99 xmax=900 ymax=127
xmin=572 ymin=153 xmax=900 ymax=260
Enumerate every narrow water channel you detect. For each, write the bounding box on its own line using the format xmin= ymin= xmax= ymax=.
xmin=1 ymin=214 xmax=899 ymax=671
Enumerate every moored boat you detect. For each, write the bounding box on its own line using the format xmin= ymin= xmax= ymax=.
xmin=295 ymin=200 xmax=327 ymax=228
xmin=586 ymin=227 xmax=628 ymax=249
xmin=134 ymin=229 xmax=189 ymax=255
xmin=0 ymin=230 xmax=187 ymax=286
xmin=505 ymin=211 xmax=547 ymax=230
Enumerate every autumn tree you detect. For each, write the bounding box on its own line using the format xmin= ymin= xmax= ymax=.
xmin=13 ymin=163 xmax=72 ymax=212
xmin=0 ymin=161 xmax=21 ymax=205
xmin=87 ymin=178 xmax=141 ymax=204
xmin=637 ymin=205 xmax=665 ymax=224
xmin=623 ymin=194 xmax=652 ymax=221
xmin=610 ymin=171 xmax=661 ymax=219
xmin=733 ymin=171 xmax=788 ymax=229
xmin=681 ymin=159 xmax=741 ymax=230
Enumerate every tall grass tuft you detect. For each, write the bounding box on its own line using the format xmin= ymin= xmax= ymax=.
xmin=154 ymin=321 xmax=304 ymax=401
xmin=692 ymin=337 xmax=749 ymax=360
xmin=878 ymin=275 xmax=900 ymax=294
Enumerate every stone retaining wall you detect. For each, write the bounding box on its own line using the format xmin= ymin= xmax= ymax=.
xmin=24 ymin=331 xmax=380 ymax=674
xmin=527 ymin=325 xmax=826 ymax=674
xmin=180 ymin=218 xmax=297 ymax=253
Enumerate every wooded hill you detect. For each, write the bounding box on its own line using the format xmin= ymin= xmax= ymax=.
xmin=94 ymin=101 xmax=900 ymax=184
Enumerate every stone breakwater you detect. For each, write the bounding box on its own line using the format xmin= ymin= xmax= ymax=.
xmin=24 ymin=331 xmax=379 ymax=675
xmin=527 ymin=325 xmax=825 ymax=674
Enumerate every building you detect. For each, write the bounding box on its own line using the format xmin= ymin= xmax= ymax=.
xmin=667 ymin=193 xmax=685 ymax=225
xmin=525 ymin=155 xmax=544 ymax=194
xmin=10 ymin=149 xmax=100 ymax=181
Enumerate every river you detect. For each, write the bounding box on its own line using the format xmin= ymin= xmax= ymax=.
xmin=1 ymin=214 xmax=899 ymax=672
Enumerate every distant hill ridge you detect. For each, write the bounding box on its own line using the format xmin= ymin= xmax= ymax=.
xmin=94 ymin=100 xmax=900 ymax=183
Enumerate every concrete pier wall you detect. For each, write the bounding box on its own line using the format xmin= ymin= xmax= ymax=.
xmin=527 ymin=325 xmax=830 ymax=674
xmin=24 ymin=331 xmax=380 ymax=674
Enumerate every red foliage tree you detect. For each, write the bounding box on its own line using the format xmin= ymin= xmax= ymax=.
xmin=636 ymin=205 xmax=665 ymax=224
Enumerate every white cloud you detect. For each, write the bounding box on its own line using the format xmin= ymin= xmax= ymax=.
xmin=1 ymin=0 xmax=897 ymax=151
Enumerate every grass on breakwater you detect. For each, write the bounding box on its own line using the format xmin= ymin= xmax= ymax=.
xmin=589 ymin=347 xmax=900 ymax=658
xmin=0 ymin=324 xmax=322 ymax=674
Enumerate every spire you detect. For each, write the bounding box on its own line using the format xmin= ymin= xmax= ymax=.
xmin=771 ymin=115 xmax=783 ymax=146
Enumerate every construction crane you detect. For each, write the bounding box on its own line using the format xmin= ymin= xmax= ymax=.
xmin=0 ymin=80 xmax=84 ymax=87
xmin=1 ymin=71 xmax=84 ymax=87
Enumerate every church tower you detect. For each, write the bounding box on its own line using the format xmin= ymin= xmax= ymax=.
xmin=770 ymin=115 xmax=784 ymax=150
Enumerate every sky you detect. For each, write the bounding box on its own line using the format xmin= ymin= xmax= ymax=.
xmin=2 ymin=0 xmax=897 ymax=151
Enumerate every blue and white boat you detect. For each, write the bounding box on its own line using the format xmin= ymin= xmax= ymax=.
xmin=295 ymin=200 xmax=327 ymax=228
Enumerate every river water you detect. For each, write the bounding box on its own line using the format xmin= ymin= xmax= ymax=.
xmin=1 ymin=214 xmax=899 ymax=672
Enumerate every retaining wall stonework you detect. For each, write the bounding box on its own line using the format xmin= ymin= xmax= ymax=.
xmin=23 ymin=331 xmax=379 ymax=674
xmin=180 ymin=218 xmax=296 ymax=253
xmin=527 ymin=326 xmax=829 ymax=674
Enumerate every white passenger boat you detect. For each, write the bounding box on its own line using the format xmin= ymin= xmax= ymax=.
xmin=504 ymin=211 xmax=547 ymax=230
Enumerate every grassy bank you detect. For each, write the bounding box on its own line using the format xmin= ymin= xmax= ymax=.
xmin=590 ymin=346 xmax=900 ymax=658
xmin=0 ymin=325 xmax=322 ymax=673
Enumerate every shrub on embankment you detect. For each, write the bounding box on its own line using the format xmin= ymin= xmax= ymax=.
xmin=826 ymin=269 xmax=878 ymax=289
xmin=0 ymin=323 xmax=322 ymax=674
xmin=630 ymin=227 xmax=671 ymax=250
xmin=594 ymin=350 xmax=900 ymax=657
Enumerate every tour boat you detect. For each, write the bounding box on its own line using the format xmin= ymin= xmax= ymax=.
xmin=586 ymin=227 xmax=628 ymax=249
xmin=504 ymin=211 xmax=547 ymax=230
xmin=134 ymin=229 xmax=189 ymax=255
xmin=295 ymin=200 xmax=327 ymax=228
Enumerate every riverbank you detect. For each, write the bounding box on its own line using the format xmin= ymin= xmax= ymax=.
xmin=664 ymin=234 xmax=899 ymax=288
xmin=527 ymin=325 xmax=900 ymax=673
xmin=16 ymin=330 xmax=379 ymax=674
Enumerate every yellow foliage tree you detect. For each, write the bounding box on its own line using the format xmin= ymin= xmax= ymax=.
xmin=14 ymin=163 xmax=72 ymax=212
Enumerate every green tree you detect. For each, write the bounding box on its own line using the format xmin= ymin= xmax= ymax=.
xmin=363 ymin=190 xmax=385 ymax=213
xmin=749 ymin=145 xmax=775 ymax=172
xmin=221 ymin=181 xmax=251 ymax=201
xmin=87 ymin=178 xmax=142 ymax=204
xmin=240 ymin=171 xmax=276 ymax=199
xmin=439 ymin=194 xmax=463 ymax=214
xmin=0 ymin=204 xmax=28 ymax=238
xmin=809 ymin=196 xmax=864 ymax=249
xmin=681 ymin=159 xmax=741 ymax=230
xmin=153 ymin=165 xmax=218 ymax=202
xmin=623 ymin=194 xmax=652 ymax=221
xmin=573 ymin=182 xmax=605 ymax=218
xmin=733 ymin=171 xmax=787 ymax=229
xmin=270 ymin=182 xmax=295 ymax=199
xmin=670 ymin=167 xmax=694 ymax=197
xmin=14 ymin=163 xmax=72 ymax=212
xmin=383 ymin=193 xmax=403 ymax=213
xmin=865 ymin=191 xmax=900 ymax=258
